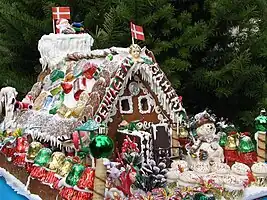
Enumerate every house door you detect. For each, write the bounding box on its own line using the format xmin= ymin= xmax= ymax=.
xmin=150 ymin=123 xmax=171 ymax=166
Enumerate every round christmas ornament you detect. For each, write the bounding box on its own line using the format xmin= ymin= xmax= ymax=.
xmin=66 ymin=164 xmax=85 ymax=186
xmin=48 ymin=152 xmax=66 ymax=171
xmin=34 ymin=148 xmax=52 ymax=167
xmin=27 ymin=141 xmax=42 ymax=160
xmin=89 ymin=135 xmax=114 ymax=159
xmin=57 ymin=158 xmax=74 ymax=177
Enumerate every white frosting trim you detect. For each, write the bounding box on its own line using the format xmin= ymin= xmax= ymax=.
xmin=0 ymin=167 xmax=42 ymax=200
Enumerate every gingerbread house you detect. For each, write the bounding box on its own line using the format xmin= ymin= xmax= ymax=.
xmin=6 ymin=33 xmax=186 ymax=163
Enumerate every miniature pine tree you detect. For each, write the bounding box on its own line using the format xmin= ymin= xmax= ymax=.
xmin=134 ymin=159 xmax=168 ymax=192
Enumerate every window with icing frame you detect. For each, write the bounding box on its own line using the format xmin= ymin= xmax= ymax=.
xmin=138 ymin=95 xmax=152 ymax=114
xmin=119 ymin=96 xmax=133 ymax=114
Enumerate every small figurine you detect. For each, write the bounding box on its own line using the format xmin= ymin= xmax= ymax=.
xmin=71 ymin=22 xmax=85 ymax=33
xmin=56 ymin=18 xmax=76 ymax=34
xmin=129 ymin=44 xmax=143 ymax=63
xmin=186 ymin=110 xmax=224 ymax=166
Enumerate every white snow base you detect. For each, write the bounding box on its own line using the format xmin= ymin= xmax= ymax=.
xmin=0 ymin=167 xmax=42 ymax=200
xmin=244 ymin=186 xmax=267 ymax=200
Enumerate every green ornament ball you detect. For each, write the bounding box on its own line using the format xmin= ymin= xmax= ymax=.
xmin=89 ymin=135 xmax=114 ymax=158
xmin=34 ymin=148 xmax=52 ymax=167
xmin=65 ymin=164 xmax=85 ymax=186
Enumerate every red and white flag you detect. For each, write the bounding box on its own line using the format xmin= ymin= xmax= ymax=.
xmin=130 ymin=22 xmax=145 ymax=41
xmin=52 ymin=7 xmax=71 ymax=20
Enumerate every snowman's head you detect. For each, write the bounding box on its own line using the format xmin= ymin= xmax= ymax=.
xmin=196 ymin=122 xmax=216 ymax=142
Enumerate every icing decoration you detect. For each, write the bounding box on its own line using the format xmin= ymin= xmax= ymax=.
xmin=119 ymin=96 xmax=134 ymax=114
xmin=137 ymin=94 xmax=155 ymax=114
xmin=0 ymin=168 xmax=42 ymax=200
xmin=128 ymin=81 xmax=140 ymax=96
xmin=94 ymin=57 xmax=133 ymax=123
xmin=38 ymin=34 xmax=94 ymax=70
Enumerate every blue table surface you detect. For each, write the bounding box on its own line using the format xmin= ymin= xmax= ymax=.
xmin=0 ymin=177 xmax=28 ymax=200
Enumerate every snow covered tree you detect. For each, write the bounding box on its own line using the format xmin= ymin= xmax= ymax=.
xmin=134 ymin=160 xmax=168 ymax=192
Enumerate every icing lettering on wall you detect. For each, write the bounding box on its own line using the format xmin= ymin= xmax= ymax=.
xmin=94 ymin=57 xmax=133 ymax=123
xmin=151 ymin=64 xmax=180 ymax=112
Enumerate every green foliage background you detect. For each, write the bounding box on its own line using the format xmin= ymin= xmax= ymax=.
xmin=0 ymin=0 xmax=267 ymax=130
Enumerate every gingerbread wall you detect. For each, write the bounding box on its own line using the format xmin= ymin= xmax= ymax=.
xmin=107 ymin=74 xmax=171 ymax=155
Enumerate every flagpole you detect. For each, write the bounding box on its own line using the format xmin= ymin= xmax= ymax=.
xmin=52 ymin=19 xmax=56 ymax=34
xmin=132 ymin=37 xmax=135 ymax=45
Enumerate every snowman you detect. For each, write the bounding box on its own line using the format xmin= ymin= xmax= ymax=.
xmin=186 ymin=110 xmax=224 ymax=167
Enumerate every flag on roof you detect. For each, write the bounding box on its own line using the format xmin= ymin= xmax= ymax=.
xmin=52 ymin=7 xmax=71 ymax=20
xmin=130 ymin=22 xmax=145 ymax=41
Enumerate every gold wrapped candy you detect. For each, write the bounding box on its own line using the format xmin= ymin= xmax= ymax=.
xmin=12 ymin=128 xmax=23 ymax=137
xmin=33 ymin=92 xmax=49 ymax=110
xmin=225 ymin=136 xmax=237 ymax=150
xmin=71 ymin=91 xmax=89 ymax=118
xmin=57 ymin=159 xmax=73 ymax=177
xmin=27 ymin=142 xmax=42 ymax=160
xmin=48 ymin=152 xmax=66 ymax=171
xmin=179 ymin=127 xmax=189 ymax=138
xmin=65 ymin=73 xmax=75 ymax=82
xmin=57 ymin=104 xmax=72 ymax=118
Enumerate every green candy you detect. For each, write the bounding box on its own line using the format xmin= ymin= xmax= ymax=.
xmin=193 ymin=193 xmax=215 ymax=200
xmin=50 ymin=69 xmax=65 ymax=82
xmin=219 ymin=132 xmax=227 ymax=147
xmin=65 ymin=164 xmax=85 ymax=186
xmin=34 ymin=148 xmax=52 ymax=167
xmin=255 ymin=114 xmax=267 ymax=132
xmin=49 ymin=92 xmax=64 ymax=114
xmin=106 ymin=54 xmax=113 ymax=61
xmin=238 ymin=136 xmax=255 ymax=153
